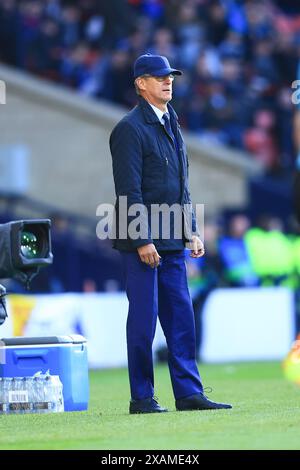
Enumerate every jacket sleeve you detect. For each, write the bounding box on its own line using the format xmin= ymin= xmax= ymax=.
xmin=183 ymin=156 xmax=201 ymax=239
xmin=110 ymin=120 xmax=153 ymax=248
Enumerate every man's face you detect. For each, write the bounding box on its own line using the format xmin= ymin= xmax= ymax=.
xmin=136 ymin=74 xmax=174 ymax=109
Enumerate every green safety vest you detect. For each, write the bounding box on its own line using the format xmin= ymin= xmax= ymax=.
xmin=245 ymin=228 xmax=294 ymax=286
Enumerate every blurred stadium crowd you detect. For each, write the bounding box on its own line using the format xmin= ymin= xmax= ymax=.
xmin=0 ymin=0 xmax=300 ymax=173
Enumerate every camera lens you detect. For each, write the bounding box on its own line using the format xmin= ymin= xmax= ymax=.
xmin=20 ymin=231 xmax=39 ymax=259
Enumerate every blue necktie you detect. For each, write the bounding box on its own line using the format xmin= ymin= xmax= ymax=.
xmin=162 ymin=113 xmax=181 ymax=203
xmin=163 ymin=113 xmax=175 ymax=144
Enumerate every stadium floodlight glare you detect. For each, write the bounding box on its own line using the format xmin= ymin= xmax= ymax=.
xmin=0 ymin=219 xmax=53 ymax=287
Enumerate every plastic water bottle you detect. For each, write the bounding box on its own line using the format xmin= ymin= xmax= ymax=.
xmin=3 ymin=377 xmax=13 ymax=414
xmin=0 ymin=378 xmax=7 ymax=414
xmin=0 ymin=374 xmax=64 ymax=414
xmin=43 ymin=375 xmax=52 ymax=413
xmin=0 ymin=378 xmax=5 ymax=414
xmin=4 ymin=377 xmax=31 ymax=414
xmin=10 ymin=377 xmax=23 ymax=414
xmin=44 ymin=375 xmax=64 ymax=412
xmin=33 ymin=372 xmax=56 ymax=413
xmin=33 ymin=375 xmax=46 ymax=413
xmin=44 ymin=376 xmax=54 ymax=411
xmin=23 ymin=377 xmax=34 ymax=413
xmin=33 ymin=376 xmax=41 ymax=412
xmin=51 ymin=376 xmax=64 ymax=412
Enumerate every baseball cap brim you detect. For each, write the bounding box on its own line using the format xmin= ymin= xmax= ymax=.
xmin=136 ymin=67 xmax=182 ymax=78
xmin=153 ymin=67 xmax=182 ymax=76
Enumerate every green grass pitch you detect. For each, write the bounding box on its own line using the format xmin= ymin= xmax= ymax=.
xmin=1 ymin=361 xmax=300 ymax=450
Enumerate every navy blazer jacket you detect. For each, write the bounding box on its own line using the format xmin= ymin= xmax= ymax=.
xmin=109 ymin=96 xmax=197 ymax=252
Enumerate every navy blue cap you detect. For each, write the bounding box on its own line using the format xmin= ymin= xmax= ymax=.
xmin=133 ymin=53 xmax=182 ymax=79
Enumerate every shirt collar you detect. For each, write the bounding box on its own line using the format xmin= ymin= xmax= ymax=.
xmin=138 ymin=96 xmax=178 ymax=124
xmin=148 ymin=103 xmax=167 ymax=125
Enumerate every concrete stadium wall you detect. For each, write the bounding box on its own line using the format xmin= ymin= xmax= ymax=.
xmin=0 ymin=64 xmax=262 ymax=218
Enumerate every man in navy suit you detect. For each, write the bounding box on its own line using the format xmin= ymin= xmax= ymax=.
xmin=109 ymin=53 xmax=232 ymax=414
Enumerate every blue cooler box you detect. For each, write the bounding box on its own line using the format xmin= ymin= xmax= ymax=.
xmin=0 ymin=335 xmax=89 ymax=412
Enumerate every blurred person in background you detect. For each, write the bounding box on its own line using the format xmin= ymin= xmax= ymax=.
xmin=219 ymin=214 xmax=259 ymax=287
xmin=245 ymin=215 xmax=294 ymax=287
xmin=109 ymin=53 xmax=232 ymax=414
xmin=244 ymin=108 xmax=279 ymax=171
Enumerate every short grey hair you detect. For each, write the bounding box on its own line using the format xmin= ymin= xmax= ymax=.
xmin=134 ymin=75 xmax=152 ymax=96
xmin=134 ymin=78 xmax=142 ymax=96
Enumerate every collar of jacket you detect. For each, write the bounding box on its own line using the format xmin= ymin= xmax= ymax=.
xmin=138 ymin=96 xmax=178 ymax=125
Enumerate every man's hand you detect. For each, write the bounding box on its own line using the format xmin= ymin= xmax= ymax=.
xmin=137 ymin=243 xmax=161 ymax=268
xmin=189 ymin=236 xmax=205 ymax=258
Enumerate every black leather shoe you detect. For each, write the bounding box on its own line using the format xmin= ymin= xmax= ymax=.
xmin=129 ymin=397 xmax=168 ymax=414
xmin=176 ymin=393 xmax=232 ymax=411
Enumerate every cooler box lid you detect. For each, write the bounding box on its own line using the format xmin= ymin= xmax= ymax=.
xmin=0 ymin=335 xmax=87 ymax=346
